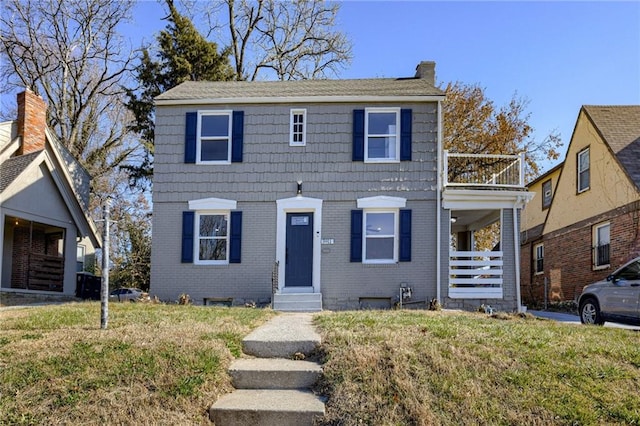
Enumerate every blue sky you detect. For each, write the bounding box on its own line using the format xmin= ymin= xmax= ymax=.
xmin=334 ymin=1 xmax=640 ymax=171
xmin=130 ymin=0 xmax=639 ymax=173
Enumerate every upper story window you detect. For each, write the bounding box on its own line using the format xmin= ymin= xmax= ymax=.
xmin=290 ymin=109 xmax=306 ymax=146
xmin=593 ymin=222 xmax=610 ymax=269
xmin=577 ymin=147 xmax=590 ymax=193
xmin=198 ymin=111 xmax=232 ymax=164
xmin=542 ymin=179 xmax=552 ymax=209
xmin=365 ymin=108 xmax=400 ymax=162
xmin=534 ymin=243 xmax=544 ymax=274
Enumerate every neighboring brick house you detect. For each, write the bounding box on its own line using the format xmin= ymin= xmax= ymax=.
xmin=151 ymin=61 xmax=532 ymax=311
xmin=520 ymin=106 xmax=640 ymax=305
xmin=0 ymin=90 xmax=100 ymax=296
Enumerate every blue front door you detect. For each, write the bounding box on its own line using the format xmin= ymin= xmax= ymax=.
xmin=285 ymin=212 xmax=313 ymax=288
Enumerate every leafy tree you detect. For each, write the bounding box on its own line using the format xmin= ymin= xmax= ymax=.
xmin=443 ymin=82 xmax=562 ymax=251
xmin=0 ymin=0 xmax=138 ymax=182
xmin=109 ymin=194 xmax=152 ymax=291
xmin=125 ymin=0 xmax=234 ymax=184
xmin=443 ymin=81 xmax=561 ymax=182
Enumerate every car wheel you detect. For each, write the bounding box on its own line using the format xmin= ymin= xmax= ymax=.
xmin=580 ymin=297 xmax=604 ymax=325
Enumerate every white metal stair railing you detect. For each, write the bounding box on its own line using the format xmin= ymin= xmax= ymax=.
xmin=449 ymin=250 xmax=504 ymax=299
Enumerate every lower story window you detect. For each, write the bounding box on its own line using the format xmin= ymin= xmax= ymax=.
xmin=197 ymin=212 xmax=228 ymax=264
xmin=534 ymin=243 xmax=544 ymax=274
xmin=364 ymin=211 xmax=397 ymax=263
xmin=593 ymin=222 xmax=610 ymax=268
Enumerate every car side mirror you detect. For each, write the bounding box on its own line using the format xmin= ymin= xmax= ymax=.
xmin=606 ymin=274 xmax=615 ymax=282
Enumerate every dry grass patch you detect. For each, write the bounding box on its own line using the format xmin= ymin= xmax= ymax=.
xmin=0 ymin=302 xmax=275 ymax=425
xmin=314 ymin=310 xmax=640 ymax=426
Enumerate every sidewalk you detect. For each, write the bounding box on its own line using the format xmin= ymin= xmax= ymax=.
xmin=530 ymin=310 xmax=640 ymax=330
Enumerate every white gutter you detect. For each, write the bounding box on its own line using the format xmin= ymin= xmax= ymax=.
xmin=156 ymin=95 xmax=446 ymax=106
xmin=436 ymin=100 xmax=443 ymax=305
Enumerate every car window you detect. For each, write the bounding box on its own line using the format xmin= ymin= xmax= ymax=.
xmin=617 ymin=261 xmax=640 ymax=280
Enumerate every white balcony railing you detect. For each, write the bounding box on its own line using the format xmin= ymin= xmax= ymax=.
xmin=449 ymin=251 xmax=503 ymax=299
xmin=444 ymin=151 xmax=525 ymax=188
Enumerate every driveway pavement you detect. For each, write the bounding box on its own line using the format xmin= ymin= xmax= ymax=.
xmin=529 ymin=310 xmax=640 ymax=330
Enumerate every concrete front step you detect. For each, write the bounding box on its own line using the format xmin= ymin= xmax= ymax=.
xmin=243 ymin=314 xmax=321 ymax=358
xmin=230 ymin=358 xmax=322 ymax=389
xmin=210 ymin=389 xmax=325 ymax=426
xmin=273 ymin=293 xmax=322 ymax=312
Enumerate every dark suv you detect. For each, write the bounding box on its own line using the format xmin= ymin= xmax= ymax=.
xmin=578 ymin=257 xmax=640 ymax=326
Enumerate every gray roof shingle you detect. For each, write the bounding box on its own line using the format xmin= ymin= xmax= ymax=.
xmin=0 ymin=150 xmax=42 ymax=192
xmin=583 ymin=105 xmax=640 ymax=191
xmin=156 ymin=77 xmax=444 ymax=101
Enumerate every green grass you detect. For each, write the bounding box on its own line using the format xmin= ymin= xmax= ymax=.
xmin=3 ymin=304 xmax=639 ymax=425
xmin=314 ymin=310 xmax=640 ymax=426
xmin=0 ymin=302 xmax=274 ymax=425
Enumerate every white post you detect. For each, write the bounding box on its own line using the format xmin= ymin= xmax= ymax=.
xmin=519 ymin=152 xmax=526 ymax=187
xmin=442 ymin=150 xmax=449 ymax=187
xmin=100 ymin=199 xmax=110 ymax=330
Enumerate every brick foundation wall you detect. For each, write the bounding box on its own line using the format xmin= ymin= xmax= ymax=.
xmin=521 ymin=202 xmax=640 ymax=304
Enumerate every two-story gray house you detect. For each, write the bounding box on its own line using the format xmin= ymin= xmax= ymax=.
xmin=151 ymin=61 xmax=531 ymax=311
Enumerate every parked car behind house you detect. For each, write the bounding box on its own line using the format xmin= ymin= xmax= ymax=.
xmin=578 ymin=257 xmax=640 ymax=326
xmin=109 ymin=288 xmax=144 ymax=302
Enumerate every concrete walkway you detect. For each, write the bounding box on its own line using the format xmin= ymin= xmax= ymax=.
xmin=210 ymin=313 xmax=325 ymax=425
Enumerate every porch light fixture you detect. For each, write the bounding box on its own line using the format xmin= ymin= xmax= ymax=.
xmin=450 ymin=216 xmax=458 ymax=223
xmin=296 ymin=180 xmax=303 ymax=196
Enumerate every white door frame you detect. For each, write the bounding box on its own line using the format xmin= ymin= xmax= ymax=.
xmin=276 ymin=196 xmax=322 ymax=294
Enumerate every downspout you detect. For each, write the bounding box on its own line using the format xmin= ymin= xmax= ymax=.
xmin=436 ymin=100 xmax=443 ymax=304
xmin=513 ymin=203 xmax=522 ymax=312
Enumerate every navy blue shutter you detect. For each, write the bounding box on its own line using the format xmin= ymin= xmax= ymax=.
xmin=231 ymin=111 xmax=244 ymax=163
xmin=181 ymin=211 xmax=195 ymax=263
xmin=399 ymin=209 xmax=412 ymax=262
xmin=185 ymin=112 xmax=197 ymax=163
xmin=350 ymin=210 xmax=363 ymax=262
xmin=229 ymin=211 xmax=242 ymax=263
xmin=400 ymin=109 xmax=412 ymax=161
xmin=352 ymin=110 xmax=365 ymax=161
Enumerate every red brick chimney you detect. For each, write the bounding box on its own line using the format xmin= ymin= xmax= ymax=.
xmin=16 ymin=89 xmax=47 ymax=155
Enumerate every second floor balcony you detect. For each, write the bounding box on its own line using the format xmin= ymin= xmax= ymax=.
xmin=444 ymin=151 xmax=526 ymax=189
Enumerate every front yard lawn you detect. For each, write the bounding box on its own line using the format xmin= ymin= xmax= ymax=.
xmin=314 ymin=310 xmax=640 ymax=425
xmin=0 ymin=302 xmax=274 ymax=425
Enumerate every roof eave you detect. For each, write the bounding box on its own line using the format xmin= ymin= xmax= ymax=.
xmin=155 ymin=94 xmax=445 ymax=106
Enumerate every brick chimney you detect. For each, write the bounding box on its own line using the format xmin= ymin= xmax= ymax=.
xmin=415 ymin=61 xmax=436 ymax=85
xmin=16 ymin=89 xmax=47 ymax=155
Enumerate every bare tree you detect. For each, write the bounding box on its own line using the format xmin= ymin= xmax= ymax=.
xmin=0 ymin=0 xmax=139 ymax=181
xmin=198 ymin=0 xmax=352 ymax=80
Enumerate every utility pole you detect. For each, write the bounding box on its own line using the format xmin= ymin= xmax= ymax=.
xmin=100 ymin=199 xmax=111 ymax=329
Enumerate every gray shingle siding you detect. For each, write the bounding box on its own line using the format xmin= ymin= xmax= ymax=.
xmin=153 ymin=103 xmax=438 ymax=204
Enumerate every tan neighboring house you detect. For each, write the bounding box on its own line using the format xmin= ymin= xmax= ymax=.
xmin=520 ymin=106 xmax=640 ymax=305
xmin=0 ymin=89 xmax=100 ymax=297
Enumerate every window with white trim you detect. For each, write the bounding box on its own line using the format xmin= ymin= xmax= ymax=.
xmin=593 ymin=222 xmax=610 ymax=268
xmin=290 ymin=109 xmax=306 ymax=146
xmin=534 ymin=243 xmax=544 ymax=274
xmin=197 ymin=111 xmax=232 ymax=164
xmin=365 ymin=108 xmax=400 ymax=162
xmin=77 ymin=245 xmax=85 ymax=272
xmin=195 ymin=212 xmax=229 ymax=264
xmin=577 ymin=147 xmax=590 ymax=193
xmin=364 ymin=210 xmax=398 ymax=263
